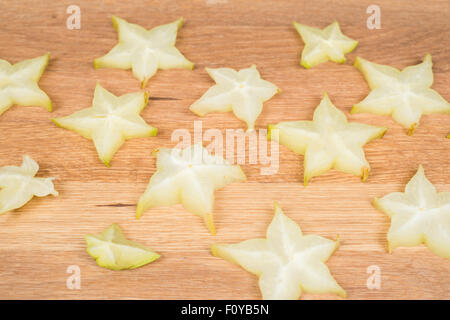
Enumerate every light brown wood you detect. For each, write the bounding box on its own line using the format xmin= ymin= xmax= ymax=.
xmin=0 ymin=0 xmax=449 ymax=300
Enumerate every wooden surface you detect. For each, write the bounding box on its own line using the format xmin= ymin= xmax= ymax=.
xmin=0 ymin=0 xmax=449 ymax=300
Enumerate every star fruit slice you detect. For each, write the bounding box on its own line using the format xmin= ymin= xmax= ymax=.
xmin=137 ymin=144 xmax=246 ymax=235
xmin=189 ymin=65 xmax=280 ymax=132
xmin=352 ymin=54 xmax=450 ymax=135
xmin=0 ymin=53 xmax=52 ymax=116
xmin=0 ymin=155 xmax=58 ymax=215
xmin=293 ymin=21 xmax=358 ymax=69
xmin=268 ymin=92 xmax=386 ymax=185
xmin=373 ymin=165 xmax=450 ymax=259
xmin=211 ymin=202 xmax=346 ymax=299
xmin=94 ymin=16 xmax=194 ymax=88
xmin=85 ymin=223 xmax=160 ymax=270
xmin=52 ymin=83 xmax=157 ymax=167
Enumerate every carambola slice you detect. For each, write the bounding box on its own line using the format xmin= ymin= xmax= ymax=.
xmin=94 ymin=16 xmax=194 ymax=87
xmin=374 ymin=165 xmax=450 ymax=259
xmin=352 ymin=54 xmax=450 ymax=135
xmin=0 ymin=53 xmax=52 ymax=116
xmin=0 ymin=155 xmax=58 ymax=215
xmin=137 ymin=144 xmax=246 ymax=235
xmin=190 ymin=65 xmax=280 ymax=132
xmin=85 ymin=223 xmax=160 ymax=270
xmin=52 ymin=83 xmax=157 ymax=167
xmin=293 ymin=21 xmax=358 ymax=69
xmin=212 ymin=202 xmax=346 ymax=299
xmin=268 ymin=92 xmax=386 ymax=185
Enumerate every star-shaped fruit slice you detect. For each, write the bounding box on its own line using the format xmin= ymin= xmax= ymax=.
xmin=352 ymin=54 xmax=450 ymax=135
xmin=268 ymin=92 xmax=386 ymax=185
xmin=211 ymin=202 xmax=346 ymax=299
xmin=52 ymin=83 xmax=157 ymax=167
xmin=85 ymin=223 xmax=160 ymax=270
xmin=94 ymin=16 xmax=194 ymax=88
xmin=0 ymin=53 xmax=52 ymax=116
xmin=190 ymin=65 xmax=280 ymax=132
xmin=137 ymin=144 xmax=246 ymax=235
xmin=373 ymin=165 xmax=450 ymax=259
xmin=0 ymin=155 xmax=58 ymax=215
xmin=293 ymin=21 xmax=358 ymax=69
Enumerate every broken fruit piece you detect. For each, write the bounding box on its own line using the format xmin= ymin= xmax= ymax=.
xmin=0 ymin=155 xmax=58 ymax=215
xmin=293 ymin=21 xmax=357 ymax=69
xmin=352 ymin=54 xmax=450 ymax=134
xmin=268 ymin=92 xmax=386 ymax=185
xmin=52 ymin=83 xmax=157 ymax=167
xmin=0 ymin=53 xmax=52 ymax=116
xmin=190 ymin=65 xmax=280 ymax=132
xmin=137 ymin=144 xmax=246 ymax=235
xmin=85 ymin=223 xmax=160 ymax=270
xmin=211 ymin=202 xmax=346 ymax=300
xmin=373 ymin=165 xmax=450 ymax=259
xmin=94 ymin=16 xmax=194 ymax=88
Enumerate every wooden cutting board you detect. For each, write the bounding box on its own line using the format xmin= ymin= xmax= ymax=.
xmin=0 ymin=0 xmax=448 ymax=300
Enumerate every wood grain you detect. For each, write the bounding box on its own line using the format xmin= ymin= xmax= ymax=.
xmin=0 ymin=0 xmax=449 ymax=299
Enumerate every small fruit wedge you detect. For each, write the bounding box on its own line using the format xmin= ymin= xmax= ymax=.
xmin=373 ymin=165 xmax=450 ymax=259
xmin=352 ymin=54 xmax=450 ymax=135
xmin=85 ymin=223 xmax=160 ymax=270
xmin=94 ymin=16 xmax=194 ymax=88
xmin=268 ymin=92 xmax=386 ymax=185
xmin=52 ymin=83 xmax=157 ymax=167
xmin=137 ymin=144 xmax=246 ymax=235
xmin=0 ymin=53 xmax=52 ymax=116
xmin=0 ymin=155 xmax=58 ymax=215
xmin=190 ymin=65 xmax=280 ymax=132
xmin=293 ymin=21 xmax=358 ymax=69
xmin=211 ymin=202 xmax=346 ymax=300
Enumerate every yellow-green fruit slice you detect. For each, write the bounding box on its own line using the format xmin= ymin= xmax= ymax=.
xmin=190 ymin=65 xmax=280 ymax=132
xmin=0 ymin=155 xmax=58 ymax=215
xmin=0 ymin=53 xmax=52 ymax=116
xmin=212 ymin=202 xmax=346 ymax=299
xmin=373 ymin=165 xmax=450 ymax=259
xmin=52 ymin=83 xmax=157 ymax=167
xmin=352 ymin=54 xmax=450 ymax=135
xmin=293 ymin=21 xmax=357 ymax=69
xmin=137 ymin=144 xmax=246 ymax=235
xmin=268 ymin=92 xmax=386 ymax=185
xmin=94 ymin=16 xmax=193 ymax=88
xmin=85 ymin=223 xmax=160 ymax=270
